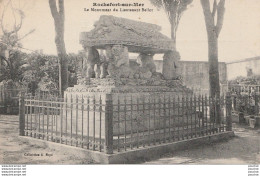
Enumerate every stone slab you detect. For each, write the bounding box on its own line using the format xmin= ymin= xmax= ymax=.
xmin=80 ymin=15 xmax=175 ymax=53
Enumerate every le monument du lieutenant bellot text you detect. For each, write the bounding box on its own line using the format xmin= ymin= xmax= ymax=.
xmin=84 ymin=2 xmax=153 ymax=12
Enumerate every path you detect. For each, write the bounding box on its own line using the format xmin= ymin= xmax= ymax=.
xmin=146 ymin=123 xmax=260 ymax=164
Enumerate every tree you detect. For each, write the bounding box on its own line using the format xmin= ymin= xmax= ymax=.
xmin=200 ymin=0 xmax=225 ymax=124
xmin=0 ymin=0 xmax=34 ymax=83
xmin=0 ymin=49 xmax=26 ymax=82
xmin=150 ymin=0 xmax=193 ymax=48
xmin=49 ymin=0 xmax=68 ymax=96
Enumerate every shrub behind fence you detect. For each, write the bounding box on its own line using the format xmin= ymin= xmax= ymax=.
xmin=0 ymin=87 xmax=27 ymax=114
xmin=231 ymin=91 xmax=260 ymax=116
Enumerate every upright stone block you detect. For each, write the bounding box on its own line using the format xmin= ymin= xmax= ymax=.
xmin=162 ymin=51 xmax=180 ymax=80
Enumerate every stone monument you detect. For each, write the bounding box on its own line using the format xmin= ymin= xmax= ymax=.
xmin=66 ymin=15 xmax=190 ymax=95
xmin=64 ymin=15 xmax=192 ymax=138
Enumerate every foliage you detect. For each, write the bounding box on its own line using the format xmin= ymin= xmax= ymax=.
xmin=0 ymin=48 xmax=27 ymax=82
xmin=150 ymin=0 xmax=192 ymax=13
xmin=0 ymin=1 xmax=34 ymax=85
xmin=149 ymin=0 xmax=193 ymax=43
xmin=22 ymin=52 xmax=46 ymax=83
xmin=22 ymin=52 xmax=82 ymax=93
xmin=22 ymin=53 xmax=57 ymax=93
xmin=229 ymin=75 xmax=260 ymax=85
xmin=37 ymin=57 xmax=59 ymax=92
xmin=0 ymin=9 xmax=27 ymax=83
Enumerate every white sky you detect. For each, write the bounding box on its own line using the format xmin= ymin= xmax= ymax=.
xmin=1 ymin=0 xmax=260 ymax=62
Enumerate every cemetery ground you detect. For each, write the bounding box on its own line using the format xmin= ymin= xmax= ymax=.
xmin=0 ymin=114 xmax=259 ymax=164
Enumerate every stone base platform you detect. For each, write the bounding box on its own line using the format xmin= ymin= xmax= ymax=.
xmin=19 ymin=131 xmax=235 ymax=164
xmin=63 ymin=82 xmax=193 ymax=142
xmin=65 ymin=79 xmax=192 ymax=101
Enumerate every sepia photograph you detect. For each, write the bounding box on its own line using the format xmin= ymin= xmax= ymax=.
xmin=0 ymin=0 xmax=259 ymax=174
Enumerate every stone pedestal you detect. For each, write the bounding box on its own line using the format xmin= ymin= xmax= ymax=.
xmin=64 ymin=78 xmax=192 ymax=142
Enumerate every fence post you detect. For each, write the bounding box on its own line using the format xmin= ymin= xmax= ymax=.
xmin=215 ymin=94 xmax=221 ymax=125
xmin=19 ymin=92 xmax=25 ymax=136
xmin=233 ymin=94 xmax=237 ymax=111
xmin=226 ymin=92 xmax=232 ymax=131
xmin=255 ymin=92 xmax=259 ymax=115
xmin=105 ymin=94 xmax=113 ymax=154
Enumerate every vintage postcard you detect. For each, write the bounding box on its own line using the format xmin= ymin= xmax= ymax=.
xmin=0 ymin=0 xmax=259 ymax=175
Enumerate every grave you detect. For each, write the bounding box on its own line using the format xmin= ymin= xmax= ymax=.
xmin=64 ymin=15 xmax=192 ymax=148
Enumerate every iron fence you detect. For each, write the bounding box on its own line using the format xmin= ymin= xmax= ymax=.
xmin=19 ymin=93 xmax=232 ymax=154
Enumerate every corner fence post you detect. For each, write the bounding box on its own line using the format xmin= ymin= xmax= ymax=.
xmin=105 ymin=94 xmax=113 ymax=154
xmin=226 ymin=92 xmax=232 ymax=131
xmin=19 ymin=92 xmax=25 ymax=136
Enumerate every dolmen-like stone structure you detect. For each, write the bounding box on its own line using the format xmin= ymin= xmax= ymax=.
xmin=66 ymin=15 xmax=191 ymax=96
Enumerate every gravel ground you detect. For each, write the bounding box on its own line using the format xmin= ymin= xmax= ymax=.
xmin=146 ymin=123 xmax=260 ymax=164
xmin=0 ymin=115 xmax=259 ymax=164
xmin=0 ymin=115 xmax=94 ymax=164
